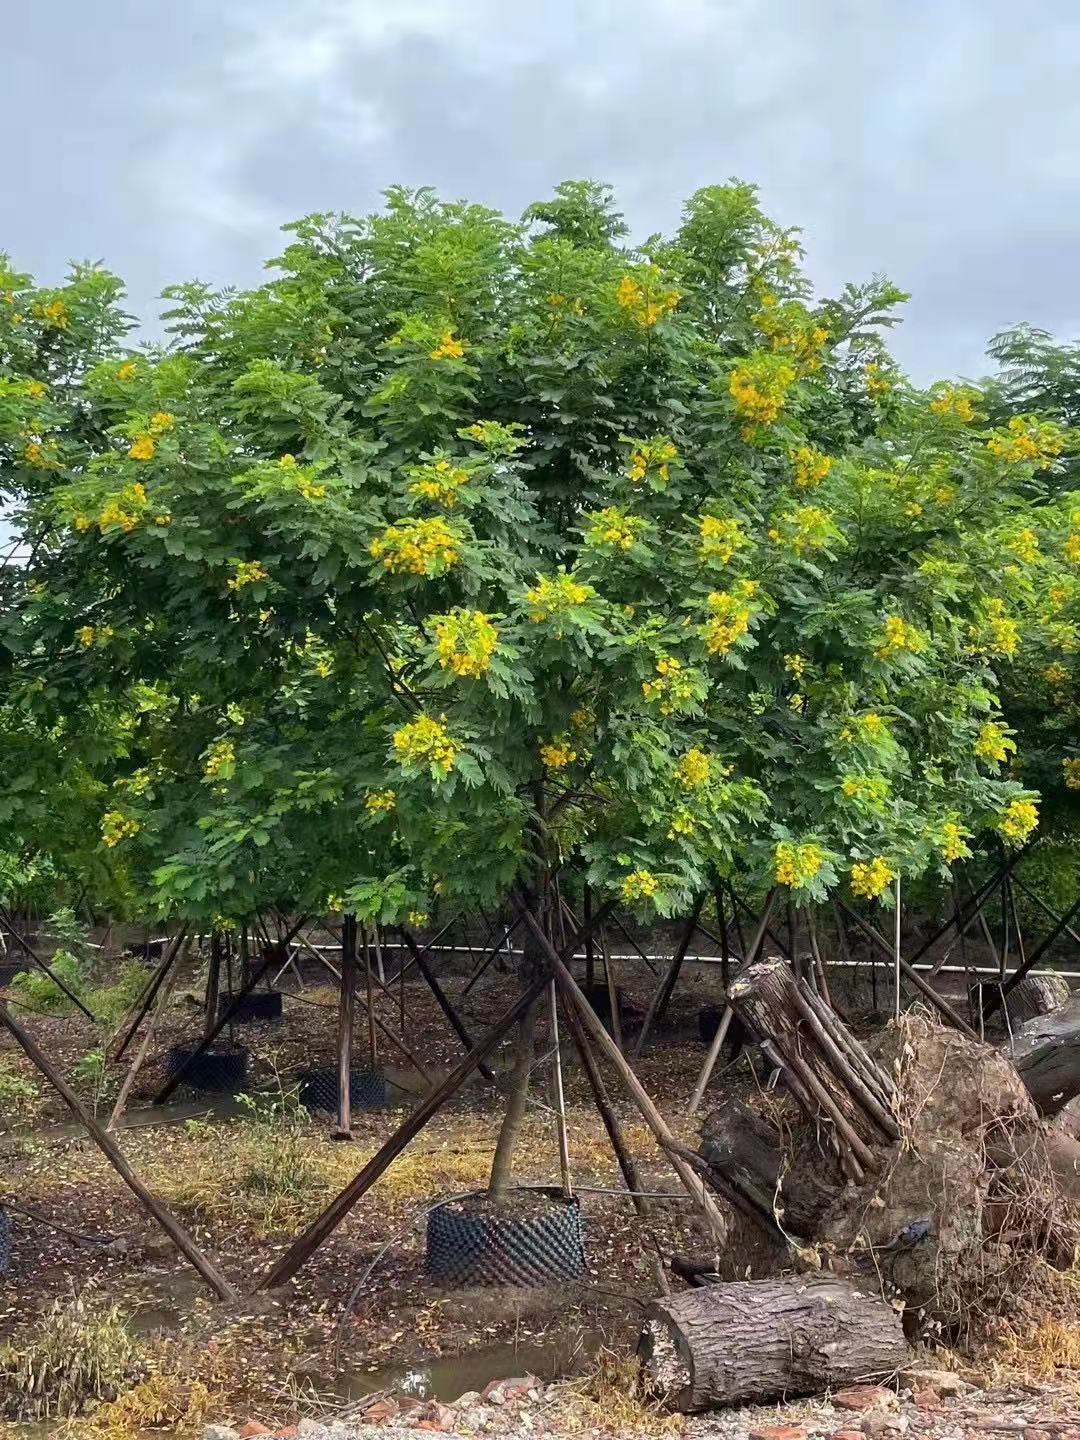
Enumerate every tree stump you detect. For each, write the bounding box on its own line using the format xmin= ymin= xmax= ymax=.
xmin=728 ymin=956 xmax=898 ymax=1182
xmin=973 ymin=974 xmax=1070 ymax=1031
xmin=640 ymin=1276 xmax=910 ymax=1411
xmin=1009 ymin=994 xmax=1080 ymax=1115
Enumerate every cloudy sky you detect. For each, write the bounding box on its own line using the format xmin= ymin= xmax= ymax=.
xmin=6 ymin=1 xmax=1080 ymax=382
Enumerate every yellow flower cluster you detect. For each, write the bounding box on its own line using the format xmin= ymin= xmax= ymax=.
xmin=768 ymin=504 xmax=835 ymax=555
xmin=80 ymin=481 xmax=150 ymax=534
xmin=370 ymin=517 xmax=460 ymax=576
xmin=874 ymin=614 xmax=926 ymax=660
xmin=967 ymin=598 xmax=1018 ymax=658
xmin=392 ymin=713 xmax=458 ymax=777
xmin=409 ymin=459 xmax=469 ymax=508
xmin=698 ymin=514 xmax=748 ymax=565
xmin=1007 ymin=527 xmax=1040 ymax=564
xmin=974 ymin=721 xmax=1013 ymax=764
xmin=938 ymin=820 xmax=969 ymax=864
xmin=729 ymin=353 xmax=797 ymax=428
xmin=676 ymin=747 xmax=711 ymax=789
xmin=149 ymin=411 xmax=176 ymax=434
xmin=101 ymin=811 xmax=140 ymax=848
xmin=667 ymin=808 xmax=696 ymax=838
xmin=429 ymin=330 xmax=465 ymax=360
xmin=627 ymin=436 xmax=678 ymax=485
xmin=33 ymin=298 xmax=69 ymax=329
xmin=78 ymin=624 xmax=113 ymax=648
xmin=23 ymin=439 xmax=60 ymax=469
xmin=23 ymin=379 xmax=46 ymax=399
xmin=1065 ymin=511 xmax=1080 ymax=565
xmin=789 ymin=445 xmax=832 ymax=489
xmin=433 ymin=609 xmax=498 ymax=678
xmin=539 ymin=737 xmax=577 ymax=770
xmin=227 ymin=560 xmax=269 ymax=591
xmin=203 ymin=739 xmax=235 ymax=779
xmin=999 ymin=798 xmax=1039 ymax=843
xmin=365 ymin=789 xmax=397 ymax=813
xmin=1063 ymin=758 xmax=1080 ymax=791
xmin=525 ymin=571 xmax=594 ymax=623
xmin=616 ymin=269 xmax=680 ymax=327
xmin=621 ymin=869 xmax=658 ymax=901
xmin=1044 ymin=661 xmax=1071 ymax=688
xmin=755 ymin=302 xmax=828 ymax=371
xmin=850 ymin=857 xmax=895 ymax=899
xmin=642 ymin=655 xmax=696 ymax=714
xmin=407 ymin=911 xmax=429 ymax=928
xmin=774 ymin=841 xmax=825 ymax=887
xmin=461 ymin=419 xmax=527 ymax=454
xmin=702 ymin=583 xmax=755 ymax=655
xmin=570 ymin=707 xmax=593 ymax=731
xmin=128 ymin=435 xmax=155 ymax=461
xmin=116 ymin=361 xmax=137 ymax=381
xmin=841 ymin=773 xmax=890 ymax=805
xmin=987 ymin=417 xmax=1066 ymax=468
xmin=929 ymin=385 xmax=975 ymax=422
xmin=839 ymin=712 xmax=890 ymax=741
xmin=783 ymin=653 xmax=808 ymax=680
xmin=864 ymin=361 xmax=892 ymax=397
xmin=584 ymin=506 xmax=646 ymax=551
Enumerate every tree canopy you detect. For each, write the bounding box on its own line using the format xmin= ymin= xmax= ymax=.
xmin=2 ymin=179 xmax=1077 ymax=925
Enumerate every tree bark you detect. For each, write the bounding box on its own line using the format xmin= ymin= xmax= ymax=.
xmin=639 ymin=1276 xmax=909 ymax=1412
xmin=486 ymin=991 xmax=542 ymax=1199
xmin=1009 ymin=994 xmax=1080 ymax=1115
xmin=336 ymin=914 xmax=357 ymax=1137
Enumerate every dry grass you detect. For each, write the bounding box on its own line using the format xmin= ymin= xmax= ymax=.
xmin=555 ymin=1348 xmax=684 ymax=1437
xmin=0 ymin=1293 xmax=138 ymax=1421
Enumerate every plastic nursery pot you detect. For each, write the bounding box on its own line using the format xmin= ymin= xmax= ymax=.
xmin=297 ymin=1066 xmax=387 ymax=1113
xmin=165 ymin=1043 xmax=249 ymax=1093
xmin=216 ymin=990 xmax=284 ymax=1023
xmin=425 ymin=1187 xmax=587 ymax=1288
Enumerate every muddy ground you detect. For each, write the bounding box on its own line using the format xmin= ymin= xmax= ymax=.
xmin=0 ymin=935 xmax=1076 ymax=1436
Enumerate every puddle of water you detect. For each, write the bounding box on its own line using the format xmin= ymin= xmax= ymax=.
xmin=326 ymin=1331 xmax=601 ymax=1404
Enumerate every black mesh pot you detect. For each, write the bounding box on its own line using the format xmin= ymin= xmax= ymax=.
xmin=297 ymin=1066 xmax=386 ymax=1113
xmin=217 ymin=990 xmax=283 ymax=1023
xmin=425 ymin=1190 xmax=586 ymax=1287
xmin=166 ymin=1044 xmax=249 ymax=1093
xmin=0 ymin=1207 xmax=9 ymax=1275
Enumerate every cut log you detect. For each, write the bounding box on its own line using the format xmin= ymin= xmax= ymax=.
xmin=1009 ymin=994 xmax=1080 ymax=1115
xmin=699 ymin=1098 xmax=780 ymax=1218
xmin=640 ymin=1276 xmax=910 ymax=1411
xmin=972 ymin=974 xmax=1070 ymax=1031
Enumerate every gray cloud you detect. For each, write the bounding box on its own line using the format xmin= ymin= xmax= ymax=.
xmin=6 ymin=0 xmax=1080 ymax=381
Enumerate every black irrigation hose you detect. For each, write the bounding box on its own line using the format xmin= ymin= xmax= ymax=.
xmin=1 ymin=1197 xmax=118 ymax=1245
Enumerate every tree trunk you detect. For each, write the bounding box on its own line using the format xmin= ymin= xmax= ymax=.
xmin=336 ymin=914 xmax=357 ymax=1137
xmin=487 ymin=991 xmax=542 ymax=1199
xmin=699 ymin=1098 xmax=781 ymax=1221
xmin=640 ymin=1276 xmax=910 ymax=1412
xmin=1009 ymin=994 xmax=1080 ymax=1115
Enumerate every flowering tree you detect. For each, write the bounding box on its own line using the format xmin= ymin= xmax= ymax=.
xmin=2 ymin=181 xmax=1074 ymax=1188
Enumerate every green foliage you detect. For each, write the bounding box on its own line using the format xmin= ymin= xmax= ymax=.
xmin=9 ymin=949 xmax=85 ymax=1013
xmin=1 ymin=179 xmax=1077 ymax=925
xmin=0 ymin=1061 xmax=41 ymax=1124
xmin=85 ymin=958 xmax=150 ymax=1029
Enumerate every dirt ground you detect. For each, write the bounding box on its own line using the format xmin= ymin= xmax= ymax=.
xmin=0 ymin=937 xmax=1077 ymax=1437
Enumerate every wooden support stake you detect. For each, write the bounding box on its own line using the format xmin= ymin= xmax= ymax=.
xmin=0 ymin=906 xmax=97 ymax=1023
xmin=601 ymin=924 xmax=623 ymax=1053
xmin=519 ymin=907 xmax=729 ymax=1247
xmin=633 ymin=893 xmax=706 ymax=1057
xmin=548 ymin=981 xmax=573 ymax=1200
xmin=361 ymin=925 xmax=377 ymax=1070
xmin=397 ymin=928 xmax=496 ymax=1082
xmin=562 ymin=998 xmax=648 ymax=1216
xmin=336 ymin=915 xmax=357 ymax=1138
xmin=0 ymin=998 xmax=238 ymax=1302
xmin=687 ymin=889 xmax=777 ymax=1115
xmin=112 ymin=928 xmax=188 ymax=1061
xmin=109 ymin=944 xmax=185 ymax=1131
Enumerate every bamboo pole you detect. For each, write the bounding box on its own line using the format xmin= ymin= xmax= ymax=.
xmin=561 ymin=999 xmax=648 ymax=1216
xmin=112 ymin=928 xmax=188 ymax=1061
xmin=0 ymin=906 xmax=97 ymax=1023
xmin=108 ymin=945 xmax=185 ymax=1132
xmin=633 ymin=894 xmax=705 ymax=1057
xmin=0 ymin=998 xmax=238 ymax=1302
xmin=336 ymin=915 xmax=357 ymax=1138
